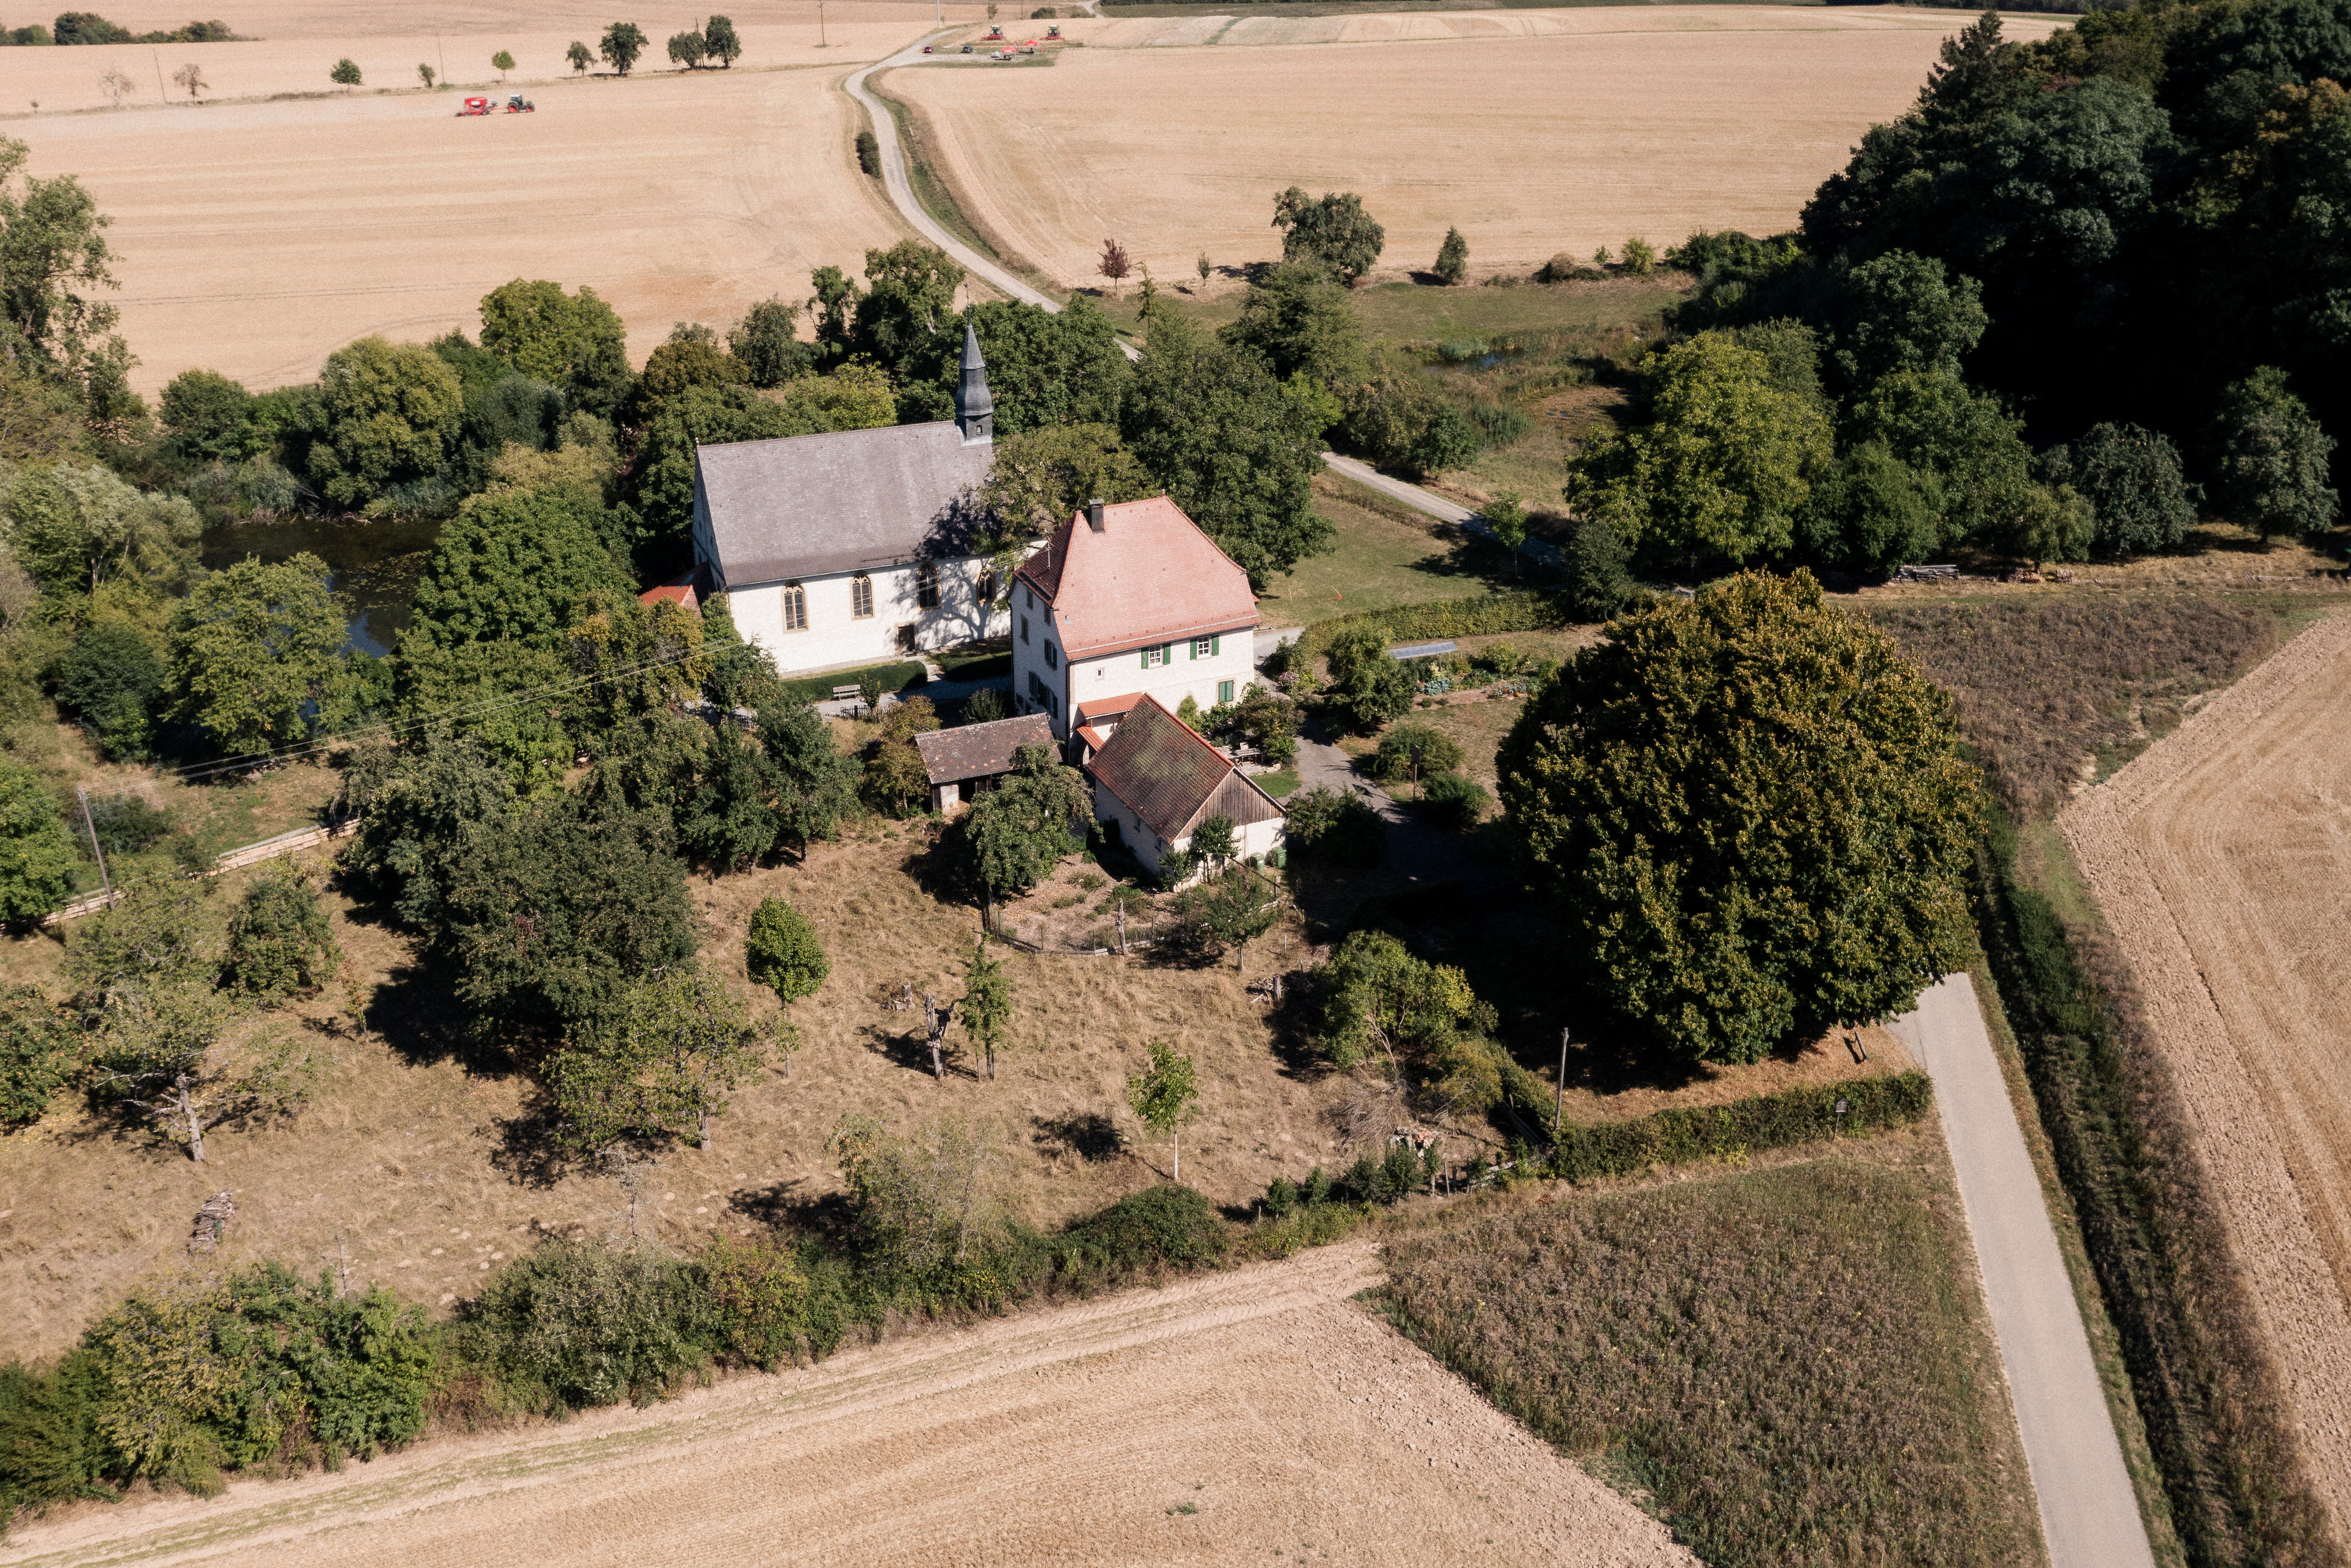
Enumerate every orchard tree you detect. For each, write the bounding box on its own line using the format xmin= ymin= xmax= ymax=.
xmin=952 ymin=744 xmax=1093 ymax=905
xmin=0 ymin=759 xmax=77 ymax=926
xmin=745 ymin=897 xmax=828 ymax=1004
xmin=666 ymin=30 xmax=705 ymax=68
xmin=492 ymin=48 xmax=515 ymax=79
xmin=172 ymin=62 xmax=206 ymax=100
xmin=546 ymin=964 xmax=765 ymax=1149
xmin=1272 ymin=187 xmax=1384 ymax=284
xmin=961 ymin=939 xmax=1011 ymax=1079
xmin=166 ymin=552 xmax=346 ymax=759
xmin=1125 ymin=1039 xmax=1199 ymax=1182
xmin=600 ymin=22 xmax=649 ymax=75
xmin=567 ymin=39 xmax=592 ymax=72
xmin=330 ymin=58 xmax=361 ymax=90
xmin=2210 ymin=367 xmax=2339 ymax=543
xmin=1496 ymin=570 xmax=1980 ymax=1066
xmin=418 ymin=62 xmax=436 ymax=88
xmin=1433 ymin=226 xmax=1468 ymax=285
xmin=705 ymin=14 xmax=742 ymax=65
xmin=223 ymin=859 xmax=342 ymax=1003
xmin=1 ymin=983 xmax=75 ymax=1129
xmin=88 ymin=985 xmax=312 ymax=1163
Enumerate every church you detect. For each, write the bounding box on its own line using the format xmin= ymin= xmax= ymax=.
xmin=688 ymin=324 xmax=1011 ymax=675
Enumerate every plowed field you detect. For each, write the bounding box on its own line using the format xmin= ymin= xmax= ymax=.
xmin=885 ymin=6 xmax=2066 ymax=291
xmin=2062 ymin=610 xmax=2351 ymax=1542
xmin=0 ymin=1243 xmax=1695 ymax=1568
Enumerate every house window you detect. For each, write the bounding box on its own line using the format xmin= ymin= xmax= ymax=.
xmin=851 ymin=575 xmax=873 ymax=619
xmin=916 ymin=562 xmax=940 ymax=609
xmin=782 ymin=582 xmax=808 ymax=631
xmin=1045 ymin=642 xmax=1059 ymax=670
xmin=977 ymin=568 xmax=997 ymax=606
xmin=1020 ymin=616 xmax=1029 ymax=645
xmin=1192 ymin=637 xmax=1212 ymax=660
xmin=1142 ymin=643 xmax=1168 ymax=669
xmin=1028 ymin=671 xmax=1058 ymax=717
xmin=1218 ymin=679 xmax=1235 ymax=705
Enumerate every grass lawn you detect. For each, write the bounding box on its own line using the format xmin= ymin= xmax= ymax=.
xmin=1253 ymin=768 xmax=1299 ymax=798
xmin=1379 ymin=1139 xmax=2043 ymax=1566
xmin=1089 ymin=272 xmax=1685 ymax=345
xmin=933 ymin=643 xmax=1013 ymax=681
xmin=1257 ymin=471 xmax=1516 ymax=627
xmin=775 ymin=659 xmax=928 ymax=706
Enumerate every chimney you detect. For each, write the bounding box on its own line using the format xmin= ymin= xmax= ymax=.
xmin=955 ymin=321 xmax=994 ymax=446
xmin=1086 ymin=498 xmax=1105 ymax=532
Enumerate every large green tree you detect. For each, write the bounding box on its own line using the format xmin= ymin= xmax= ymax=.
xmin=1271 ymin=188 xmax=1385 ymax=284
xmin=1121 ymin=312 xmax=1332 ymax=588
xmin=0 ymin=135 xmax=140 ymax=433
xmin=852 ymin=241 xmax=965 ymax=420
xmin=977 ymin=422 xmax=1157 ymax=539
xmin=2209 ymin=365 xmax=2339 ymax=542
xmin=545 ymin=963 xmax=765 ymax=1149
xmin=308 ymin=336 xmax=465 ymax=509
xmin=403 ymin=485 xmax=632 ymax=654
xmin=1571 ymin=332 xmax=1832 ymax=569
xmin=599 ymin=21 xmax=648 ymax=74
xmin=477 ymin=279 xmax=631 ymax=415
xmin=1219 ymin=262 xmax=1369 ymax=392
xmin=166 ymin=553 xmax=346 ymax=758
xmin=948 ymin=299 xmax=1127 ymax=435
xmin=952 ymin=743 xmax=1093 ymax=904
xmin=1496 ymin=570 xmax=1980 ymax=1066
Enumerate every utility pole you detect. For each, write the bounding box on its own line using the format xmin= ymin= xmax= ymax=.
xmin=1553 ymin=1026 xmax=1569 ymax=1136
xmin=819 ymin=0 xmax=828 ymax=48
xmin=436 ymin=33 xmax=447 ymax=85
xmin=152 ymin=47 xmax=165 ymax=101
xmin=77 ymin=788 xmax=110 ymax=899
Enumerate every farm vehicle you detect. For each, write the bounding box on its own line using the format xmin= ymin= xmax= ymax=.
xmin=456 ymin=95 xmax=534 ymax=115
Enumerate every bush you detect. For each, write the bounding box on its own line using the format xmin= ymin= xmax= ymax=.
xmin=0 ymin=984 xmax=75 ymax=1130
xmin=1282 ymin=786 xmax=1386 ymax=867
xmin=1054 ymin=1184 xmax=1229 ymax=1283
xmin=1419 ymin=771 xmax=1489 ymax=827
xmin=745 ymin=897 xmax=827 ymax=1003
xmin=53 ymin=623 xmax=165 ymax=759
xmin=959 ymin=686 xmax=1009 ymax=725
xmin=854 ymin=128 xmax=880 ymax=178
xmin=1549 ymin=1073 xmax=1932 ymax=1182
xmin=1321 ymin=626 xmax=1414 ymax=733
xmin=1371 ymin=724 xmax=1466 ymax=786
xmin=699 ymin=1235 xmax=846 ymax=1371
xmin=463 ymin=1239 xmax=711 ymax=1413
xmin=223 ymin=860 xmax=342 ymax=1001
xmin=0 ymin=760 xmax=79 ymax=928
xmin=83 ymin=793 xmax=173 ymax=856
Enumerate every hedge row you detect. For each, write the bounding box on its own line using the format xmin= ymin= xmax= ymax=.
xmin=1295 ymin=591 xmax=1567 ymax=662
xmin=774 ymin=659 xmax=926 ymax=706
xmin=1547 ymin=1072 xmax=1936 ymax=1185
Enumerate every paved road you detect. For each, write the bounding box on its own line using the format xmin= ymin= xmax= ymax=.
xmin=1891 ymin=974 xmax=2156 ymax=1568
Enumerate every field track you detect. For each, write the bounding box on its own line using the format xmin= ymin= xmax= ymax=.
xmin=0 ymin=1242 xmax=1692 ymax=1567
xmin=2062 ymin=611 xmax=2351 ymax=1543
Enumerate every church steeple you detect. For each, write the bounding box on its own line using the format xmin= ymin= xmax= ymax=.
xmin=955 ymin=321 xmax=994 ymax=446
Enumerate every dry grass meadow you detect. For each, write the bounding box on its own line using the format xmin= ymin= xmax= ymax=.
xmin=885 ymin=6 xmax=2068 ymax=292
xmin=0 ymin=1 xmax=975 ymax=395
xmin=2061 ymin=609 xmax=2351 ymax=1542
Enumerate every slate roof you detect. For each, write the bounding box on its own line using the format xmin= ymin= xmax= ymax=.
xmin=1085 ymin=695 xmax=1282 ymax=843
xmin=1012 ymin=497 xmax=1256 ymax=659
xmin=913 ymin=712 xmax=1056 ymax=787
xmin=695 ymin=422 xmax=994 ymax=585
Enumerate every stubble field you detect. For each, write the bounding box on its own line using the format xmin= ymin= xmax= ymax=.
xmin=2061 ymin=609 xmax=2351 ymax=1542
xmin=0 ymin=1 xmax=960 ymax=395
xmin=0 ymin=1242 xmax=1696 ymax=1567
xmin=885 ymin=6 xmax=2066 ymax=291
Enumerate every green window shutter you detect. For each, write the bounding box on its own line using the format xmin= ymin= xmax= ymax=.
xmin=1187 ymin=639 xmax=1196 ymax=661
xmin=1211 ymin=635 xmax=1221 ymax=657
xmin=1140 ymin=648 xmax=1149 ymax=669
xmin=1219 ymin=680 xmax=1234 ymax=704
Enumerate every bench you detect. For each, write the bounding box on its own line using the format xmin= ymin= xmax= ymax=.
xmin=831 ymin=684 xmax=863 ymax=702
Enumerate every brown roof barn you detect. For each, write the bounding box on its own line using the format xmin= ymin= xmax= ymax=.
xmin=912 ymin=712 xmax=1055 ymax=813
xmin=1085 ymin=695 xmax=1282 ymax=846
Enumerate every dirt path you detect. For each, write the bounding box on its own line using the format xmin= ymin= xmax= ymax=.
xmin=2060 ymin=609 xmax=2351 ymax=1543
xmin=1892 ymin=975 xmax=2152 ymax=1568
xmin=0 ymin=1243 xmax=1692 ymax=1567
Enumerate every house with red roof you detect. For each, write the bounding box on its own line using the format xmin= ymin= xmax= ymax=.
xmin=1009 ymin=495 xmax=1258 ymax=742
xmin=1085 ymin=695 xmax=1285 ymax=882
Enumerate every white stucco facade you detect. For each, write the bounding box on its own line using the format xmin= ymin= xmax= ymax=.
xmin=1012 ymin=582 xmax=1258 ymax=735
xmin=1093 ymin=779 xmax=1286 ymax=885
xmin=725 ymin=558 xmax=1006 ymax=676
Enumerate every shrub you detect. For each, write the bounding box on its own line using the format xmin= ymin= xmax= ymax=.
xmin=1295 ymin=592 xmax=1564 ymax=664
xmin=1370 ymin=724 xmax=1465 ymax=787
xmin=223 ymin=860 xmax=342 ymax=1001
xmin=1321 ymin=626 xmax=1414 ymax=733
xmin=84 ymin=793 xmax=173 ymax=856
xmin=0 ymin=984 xmax=75 ymax=1130
xmin=463 ymin=1239 xmax=711 ymax=1413
xmin=1432 ymin=226 xmax=1468 ymax=285
xmin=855 ymin=128 xmax=880 ymax=178
xmin=1549 ymin=1073 xmax=1932 ymax=1182
xmin=959 ymin=686 xmax=1009 ymax=725
xmin=745 ymin=896 xmax=828 ymax=1003
xmin=1619 ymin=237 xmax=1657 ymax=274
xmin=1282 ymin=786 xmax=1386 ymax=867
xmin=699 ymin=1235 xmax=845 ymax=1371
xmin=1054 ymin=1184 xmax=1228 ymax=1283
xmin=53 ymin=622 xmax=165 ymax=759
xmin=0 ymin=759 xmax=78 ymax=927
xmin=1419 ymin=771 xmax=1489 ymax=827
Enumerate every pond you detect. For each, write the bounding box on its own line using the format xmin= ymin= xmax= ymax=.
xmin=200 ymin=514 xmax=442 ymax=657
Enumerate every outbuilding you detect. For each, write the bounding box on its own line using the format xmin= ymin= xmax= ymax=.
xmin=1084 ymin=694 xmax=1284 ymax=884
xmin=912 ymin=712 xmax=1057 ymax=816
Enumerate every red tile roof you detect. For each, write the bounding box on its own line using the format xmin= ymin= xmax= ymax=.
xmin=639 ymin=580 xmax=700 ymax=614
xmin=1075 ymin=690 xmax=1147 ymax=728
xmin=1085 ymin=695 xmax=1282 ymax=843
xmin=1012 ymin=497 xmax=1256 ymax=660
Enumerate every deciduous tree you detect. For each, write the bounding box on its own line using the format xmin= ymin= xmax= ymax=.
xmin=1271 ymin=187 xmax=1384 ymax=284
xmin=88 ymin=985 xmax=312 ymax=1163
xmin=599 ymin=22 xmax=647 ymax=75
xmin=1433 ymin=226 xmax=1468 ymax=285
xmin=1496 ymin=570 xmax=1979 ymax=1066
xmin=329 ymin=58 xmax=360 ymax=89
xmin=2209 ymin=366 xmax=2339 ymax=542
xmin=2043 ymin=422 xmax=2196 ymax=558
xmin=665 ymin=30 xmax=705 ymax=68
xmin=172 ymin=62 xmax=205 ymax=99
xmin=402 ymin=484 xmax=631 ymax=654
xmin=223 ymin=859 xmax=341 ymax=1003
xmin=0 ymin=759 xmax=77 ymax=926
xmin=308 ymin=335 xmax=463 ymax=508
xmin=1125 ymin=1039 xmax=1198 ymax=1182
xmin=745 ymin=897 xmax=828 ymax=1004
xmin=0 ymin=983 xmax=74 ymax=1128
xmin=165 ymin=552 xmax=345 ymax=759
xmin=492 ymin=48 xmax=515 ymax=78
xmin=977 ymin=422 xmax=1154 ymax=539
xmin=477 ymin=279 xmax=630 ymax=415
xmin=1321 ymin=626 xmax=1413 ymax=733
xmin=961 ymin=939 xmax=1010 ymax=1078
xmin=952 ymin=743 xmax=1092 ymax=904
xmin=1096 ymin=237 xmax=1131 ymax=297
xmin=705 ymin=14 xmax=742 ymax=65
xmin=726 ymin=297 xmax=813 ymax=387
xmin=566 ymin=39 xmax=592 ymax=72
xmin=547 ymin=964 xmax=765 ymax=1149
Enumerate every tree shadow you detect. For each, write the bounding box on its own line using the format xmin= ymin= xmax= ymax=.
xmin=1032 ymin=1110 xmax=1122 ymax=1163
xmin=365 ymin=954 xmax=511 ymax=1075
xmin=486 ymin=1089 xmax=583 ymax=1190
xmin=730 ymin=1177 xmax=857 ymax=1241
xmin=862 ymin=1021 xmax=976 ymax=1080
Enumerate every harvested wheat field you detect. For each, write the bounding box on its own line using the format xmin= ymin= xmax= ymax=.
xmin=0 ymin=3 xmax=968 ymax=395
xmin=884 ymin=6 xmax=2067 ymax=290
xmin=2062 ymin=609 xmax=2351 ymax=1540
xmin=0 ymin=1241 xmax=1695 ymax=1567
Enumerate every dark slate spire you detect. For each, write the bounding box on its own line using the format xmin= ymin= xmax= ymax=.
xmin=956 ymin=321 xmax=994 ymax=446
